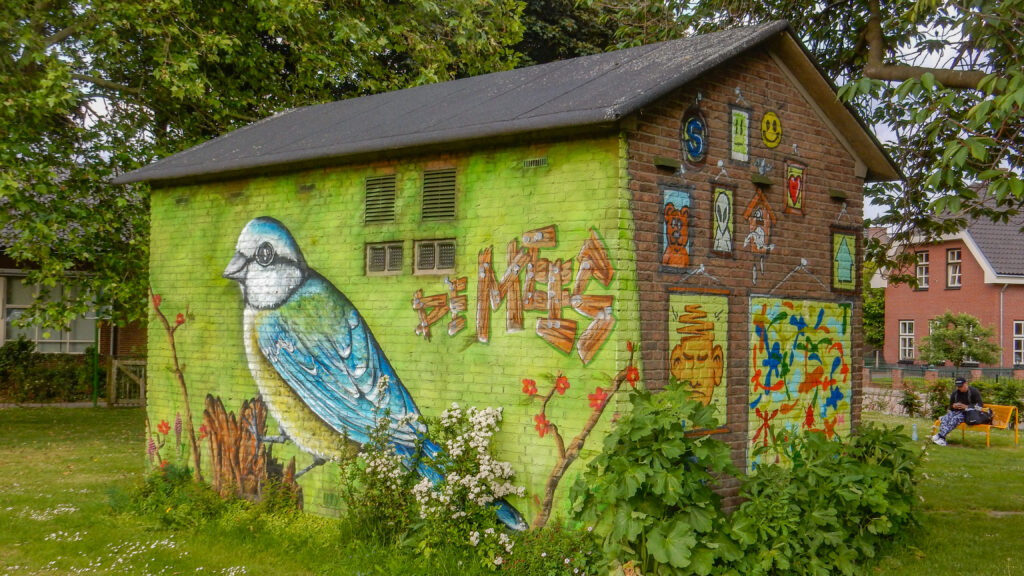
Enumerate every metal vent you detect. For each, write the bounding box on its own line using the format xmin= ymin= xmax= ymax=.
xmin=523 ymin=157 xmax=548 ymax=168
xmin=415 ymin=239 xmax=456 ymax=273
xmin=366 ymin=242 xmax=402 ymax=275
xmin=365 ymin=175 xmax=397 ymax=224
xmin=421 ymin=169 xmax=456 ymax=221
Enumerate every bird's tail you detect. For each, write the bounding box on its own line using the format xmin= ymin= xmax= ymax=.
xmin=394 ymin=436 xmax=528 ymax=531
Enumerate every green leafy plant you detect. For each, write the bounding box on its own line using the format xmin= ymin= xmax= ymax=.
xmin=0 ymin=338 xmax=105 ymax=403
xmin=899 ymin=387 xmax=924 ymax=418
xmin=731 ymin=424 xmax=921 ymax=576
xmin=925 ymin=379 xmax=955 ymax=420
xmin=119 ymin=462 xmax=229 ymax=529
xmin=411 ymin=404 xmax=525 ymax=570
xmin=971 ymin=379 xmax=1024 ymax=427
xmin=570 ymin=380 xmax=741 ymax=575
xmin=501 ymin=522 xmax=605 ymax=576
xmin=337 ymin=412 xmax=421 ymax=546
xmin=919 ymin=312 xmax=1000 ymax=371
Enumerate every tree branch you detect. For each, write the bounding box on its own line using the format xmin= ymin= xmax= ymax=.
xmin=71 ymin=73 xmax=141 ymax=94
xmin=863 ymin=0 xmax=987 ymax=89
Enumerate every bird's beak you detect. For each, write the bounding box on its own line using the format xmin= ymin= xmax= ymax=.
xmin=223 ymin=252 xmax=248 ymax=281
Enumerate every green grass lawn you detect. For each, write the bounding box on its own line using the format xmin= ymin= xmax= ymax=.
xmin=1 ymin=407 xmax=1022 ymax=575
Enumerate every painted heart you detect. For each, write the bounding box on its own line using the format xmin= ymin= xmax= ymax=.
xmin=788 ymin=175 xmax=801 ymax=205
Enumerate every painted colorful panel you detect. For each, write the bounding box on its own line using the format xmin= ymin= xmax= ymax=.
xmin=669 ymin=292 xmax=728 ymax=427
xmin=730 ymin=107 xmax=750 ymax=163
xmin=662 ymin=188 xmax=692 ymax=269
xmin=681 ymin=106 xmax=708 ymax=165
xmin=748 ymin=298 xmax=852 ymax=470
xmin=784 ymin=162 xmax=806 ymax=214
xmin=711 ymin=186 xmax=734 ymax=256
xmin=831 ymin=231 xmax=857 ymax=292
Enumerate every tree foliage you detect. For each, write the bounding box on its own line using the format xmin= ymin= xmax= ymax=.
xmin=591 ymin=0 xmax=1023 ymax=283
xmin=0 ymin=0 xmax=523 ymax=326
xmin=862 ymin=261 xmax=885 ymax=351
xmin=919 ymin=311 xmax=1000 ymax=369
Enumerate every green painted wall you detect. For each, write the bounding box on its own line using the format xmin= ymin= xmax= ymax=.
xmin=146 ymin=135 xmax=640 ymax=524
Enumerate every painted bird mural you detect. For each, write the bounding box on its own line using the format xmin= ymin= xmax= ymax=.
xmin=223 ymin=216 xmax=527 ymax=530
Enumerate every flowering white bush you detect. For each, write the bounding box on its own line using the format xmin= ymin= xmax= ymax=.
xmin=413 ymin=403 xmax=525 ymax=569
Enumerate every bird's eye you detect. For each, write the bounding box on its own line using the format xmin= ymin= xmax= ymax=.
xmin=255 ymin=242 xmax=275 ymax=266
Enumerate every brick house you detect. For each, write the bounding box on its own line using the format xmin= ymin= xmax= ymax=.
xmin=883 ymin=212 xmax=1024 ymax=368
xmin=0 ymin=251 xmax=145 ymax=358
xmin=117 ymin=21 xmax=897 ymax=521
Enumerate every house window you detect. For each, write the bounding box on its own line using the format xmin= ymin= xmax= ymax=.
xmin=899 ymin=320 xmax=915 ymax=361
xmin=2 ymin=277 xmax=96 ymax=354
xmin=421 ymin=169 xmax=457 ymax=221
xmin=364 ymin=175 xmax=397 ymax=224
xmin=415 ymin=239 xmax=456 ymax=274
xmin=947 ymin=248 xmax=962 ymax=288
xmin=915 ymin=251 xmax=929 ymax=289
xmin=366 ymin=242 xmax=403 ymax=275
xmin=1014 ymin=321 xmax=1024 ymax=365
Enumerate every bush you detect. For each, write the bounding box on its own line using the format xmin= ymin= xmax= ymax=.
xmin=116 ymin=463 xmax=232 ymax=528
xmin=501 ymin=523 xmax=604 ymax=576
xmin=0 ymin=338 xmax=105 ymax=403
xmin=570 ymin=380 xmax=741 ymax=576
xmin=924 ymin=379 xmax=954 ymax=420
xmin=731 ymin=425 xmax=920 ymax=576
xmin=972 ymin=379 xmax=1024 ymax=425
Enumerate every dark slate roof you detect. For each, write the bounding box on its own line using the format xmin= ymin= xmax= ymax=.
xmin=967 ymin=213 xmax=1024 ymax=276
xmin=116 ymin=21 xmax=895 ymax=186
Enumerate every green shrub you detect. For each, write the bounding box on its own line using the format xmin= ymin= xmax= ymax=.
xmin=925 ymin=379 xmax=953 ymax=419
xmin=501 ymin=523 xmax=604 ymax=576
xmin=570 ymin=380 xmax=742 ymax=576
xmin=117 ymin=463 xmax=232 ymax=528
xmin=731 ymin=424 xmax=920 ymax=575
xmin=972 ymin=379 xmax=1024 ymax=425
xmin=0 ymin=338 xmax=105 ymax=402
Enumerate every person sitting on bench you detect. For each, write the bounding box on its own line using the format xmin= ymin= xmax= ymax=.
xmin=932 ymin=377 xmax=983 ymax=446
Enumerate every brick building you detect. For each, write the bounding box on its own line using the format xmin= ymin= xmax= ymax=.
xmin=883 ymin=212 xmax=1024 ymax=368
xmin=117 ymin=22 xmax=897 ymax=521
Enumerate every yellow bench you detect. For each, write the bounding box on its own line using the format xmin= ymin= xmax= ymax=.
xmin=932 ymin=404 xmax=1019 ymax=447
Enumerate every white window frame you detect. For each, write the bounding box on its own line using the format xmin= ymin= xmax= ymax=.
xmin=915 ymin=251 xmax=929 ymax=289
xmin=1014 ymin=321 xmax=1024 ymax=365
xmin=946 ymin=248 xmax=962 ymax=288
xmin=365 ymin=242 xmax=403 ymax=276
xmin=899 ymin=320 xmax=915 ymax=361
xmin=2 ymin=276 xmax=97 ymax=354
xmin=414 ymin=239 xmax=457 ymax=275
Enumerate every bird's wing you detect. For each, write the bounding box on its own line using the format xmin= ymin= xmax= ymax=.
xmin=255 ymin=275 xmax=422 ymax=446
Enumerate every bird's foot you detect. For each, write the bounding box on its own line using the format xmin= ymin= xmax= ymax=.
xmin=261 ymin=430 xmax=290 ymax=444
xmin=294 ymin=457 xmax=326 ymax=479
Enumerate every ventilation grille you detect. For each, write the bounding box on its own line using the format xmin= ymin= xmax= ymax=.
xmin=523 ymin=157 xmax=548 ymax=168
xmin=415 ymin=239 xmax=456 ymax=273
xmin=421 ymin=169 xmax=456 ymax=221
xmin=366 ymin=242 xmax=403 ymax=275
xmin=365 ymin=175 xmax=397 ymax=224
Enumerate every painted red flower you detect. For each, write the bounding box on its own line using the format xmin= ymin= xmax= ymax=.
xmin=555 ymin=374 xmax=570 ymax=395
xmin=159 ymin=459 xmax=168 ymax=469
xmin=199 ymin=424 xmax=209 ymax=440
xmin=625 ymin=366 xmax=640 ymax=388
xmin=157 ymin=420 xmax=171 ymax=435
xmin=588 ymin=387 xmax=608 ymax=410
xmin=534 ymin=414 xmax=550 ymax=438
xmin=522 ymin=378 xmax=537 ymax=396
xmin=627 ymin=340 xmax=634 ymax=353
xmin=152 ymin=294 xmax=162 ymax=309
xmin=176 ymin=313 xmax=185 ymax=325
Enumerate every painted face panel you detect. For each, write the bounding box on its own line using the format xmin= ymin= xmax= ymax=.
xmin=761 ymin=111 xmax=782 ymax=148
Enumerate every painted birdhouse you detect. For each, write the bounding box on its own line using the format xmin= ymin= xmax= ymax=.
xmin=743 ymin=188 xmax=776 ymax=255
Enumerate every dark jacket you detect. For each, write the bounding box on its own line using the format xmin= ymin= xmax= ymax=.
xmin=949 ymin=385 xmax=983 ymax=411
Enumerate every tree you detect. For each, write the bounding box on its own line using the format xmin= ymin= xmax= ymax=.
xmin=0 ymin=0 xmax=524 ymax=327
xmin=919 ymin=312 xmax=1000 ymax=371
xmin=590 ymin=0 xmax=1023 ymax=283
xmin=514 ymin=0 xmax=616 ymax=66
xmin=862 ymin=260 xmax=885 ymax=354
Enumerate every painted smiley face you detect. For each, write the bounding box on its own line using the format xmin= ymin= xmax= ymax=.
xmin=761 ymin=111 xmax=782 ymax=148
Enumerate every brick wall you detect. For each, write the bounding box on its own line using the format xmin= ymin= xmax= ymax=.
xmin=147 ymin=135 xmax=639 ymax=523
xmin=624 ymin=51 xmax=865 ymax=507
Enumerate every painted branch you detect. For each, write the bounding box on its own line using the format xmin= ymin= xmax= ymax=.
xmin=150 ymin=287 xmax=203 ymax=481
xmin=532 ymin=349 xmax=635 ymax=528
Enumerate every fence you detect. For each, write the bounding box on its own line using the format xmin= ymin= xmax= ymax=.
xmin=107 ymin=358 xmax=146 ymax=406
xmin=866 ymin=364 xmax=1024 ymax=389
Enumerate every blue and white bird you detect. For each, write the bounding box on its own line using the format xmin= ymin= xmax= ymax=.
xmin=223 ymin=216 xmax=526 ymax=530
